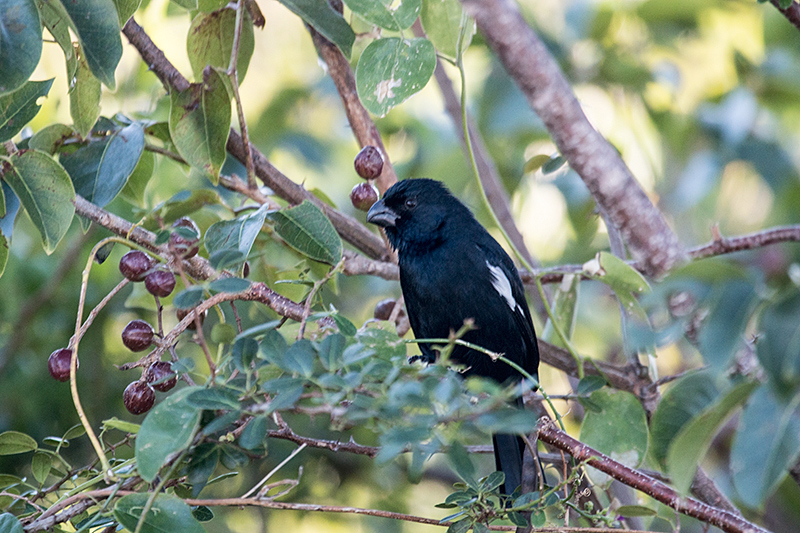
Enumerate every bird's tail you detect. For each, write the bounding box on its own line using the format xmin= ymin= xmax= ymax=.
xmin=492 ymin=432 xmax=526 ymax=496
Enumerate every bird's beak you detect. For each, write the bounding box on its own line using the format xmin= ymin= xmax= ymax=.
xmin=366 ymin=199 xmax=398 ymax=227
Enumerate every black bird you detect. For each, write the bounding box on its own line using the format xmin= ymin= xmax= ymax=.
xmin=367 ymin=178 xmax=540 ymax=494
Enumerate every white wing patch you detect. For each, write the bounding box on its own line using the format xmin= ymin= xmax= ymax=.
xmin=487 ymin=262 xmax=520 ymax=313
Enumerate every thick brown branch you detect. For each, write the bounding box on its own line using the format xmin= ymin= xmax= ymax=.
xmin=770 ymin=0 xmax=800 ymax=30
xmin=460 ymin=0 xmax=685 ymax=277
xmin=306 ymin=11 xmax=398 ymax=195
xmin=122 ymin=18 xmax=389 ymax=261
xmin=537 ymin=418 xmax=769 ymax=533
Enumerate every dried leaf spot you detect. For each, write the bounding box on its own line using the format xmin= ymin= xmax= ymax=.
xmin=374 ymin=77 xmax=402 ymax=104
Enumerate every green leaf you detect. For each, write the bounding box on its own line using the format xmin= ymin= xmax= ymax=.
xmin=332 ymin=314 xmax=357 ymax=337
xmin=135 ymin=387 xmax=202 ymax=482
xmin=61 ymin=123 xmax=145 ymax=207
xmin=284 ymin=339 xmax=316 ymax=377
xmin=576 ymin=375 xmax=607 ymax=396
xmin=69 ymin=50 xmax=102 ymax=139
xmin=112 ymin=0 xmax=141 ymax=25
xmin=269 ymin=200 xmax=342 ymax=264
xmin=697 ymin=280 xmax=757 ymax=369
xmin=174 ymin=286 xmax=205 ymax=309
xmin=448 ymin=441 xmax=477 ymax=489
xmin=55 ymin=0 xmax=122 ymax=88
xmin=119 ymin=149 xmax=155 ymax=206
xmin=204 ymin=204 xmax=269 ymax=262
xmin=187 ymin=9 xmax=254 ymax=82
xmin=731 ymin=385 xmax=800 ymax=509
xmin=210 ymin=323 xmax=237 ymax=344
xmin=757 ymin=292 xmax=800 ymax=391
xmin=277 ymin=0 xmax=354 ymax=58
xmin=579 ymin=389 xmax=648 ymax=486
xmin=187 ymin=387 xmax=240 ymax=410
xmin=0 ymin=233 xmax=8 ymax=278
xmin=35 ymin=0 xmax=74 ymax=75
xmin=28 ymin=123 xmax=74 ymax=154
xmin=343 ymin=0 xmax=420 ymax=30
xmin=102 ymin=417 xmax=141 ymax=434
xmin=541 ymin=273 xmax=579 ymax=349
xmin=542 ymin=154 xmax=566 ymax=174
xmin=584 ymin=251 xmax=650 ymax=319
xmin=145 ymin=189 xmax=222 ymax=229
xmin=0 ymin=430 xmax=37 ymax=455
xmin=0 ymin=182 xmax=18 ymax=239
xmin=169 ymin=68 xmax=231 ymax=183
xmin=208 ymin=277 xmax=251 ymax=294
xmin=480 ymin=471 xmax=505 ymax=492
xmin=650 ymin=371 xmax=720 ymax=465
xmin=0 ymin=79 xmax=53 ymax=142
xmin=31 ymin=452 xmax=51 ymax=484
xmin=667 ymin=380 xmax=758 ymax=495
xmin=523 ymin=154 xmax=551 ymax=174
xmin=318 ymin=333 xmax=345 ymax=371
xmin=0 ymin=513 xmax=23 ymax=533
xmin=114 ymin=493 xmax=205 ymax=533
xmin=616 ymin=504 xmax=657 ymax=517
xmin=1 ymin=149 xmax=75 ymax=253
xmin=356 ymin=37 xmax=436 ymax=117
xmin=239 ymin=415 xmax=268 ymax=450
xmin=0 ymin=0 xmax=42 ymax=95
xmin=420 ymin=0 xmax=472 ymax=59
xmin=187 ymin=443 xmax=218 ymax=497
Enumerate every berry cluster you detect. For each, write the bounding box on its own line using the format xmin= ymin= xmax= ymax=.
xmin=49 ymin=218 xmax=200 ymax=416
xmin=350 ymin=146 xmax=382 ymax=212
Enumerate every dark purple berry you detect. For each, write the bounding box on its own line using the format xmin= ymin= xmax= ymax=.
xmin=177 ymin=307 xmax=205 ymax=330
xmin=122 ymin=320 xmax=154 ymax=352
xmin=170 ymin=217 xmax=200 ymax=258
xmin=354 ymin=146 xmax=383 ymax=179
xmin=123 ymin=381 xmax=155 ymax=414
xmin=350 ymin=182 xmax=379 ymax=211
xmin=48 ymin=348 xmax=74 ymax=382
xmin=242 ymin=261 xmax=250 ymax=278
xmin=145 ymin=270 xmax=176 ymax=298
xmin=145 ymin=361 xmax=177 ymax=392
xmin=119 ymin=250 xmax=153 ymax=282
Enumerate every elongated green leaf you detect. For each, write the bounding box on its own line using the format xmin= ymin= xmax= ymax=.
xmin=0 ymin=430 xmax=37 ymax=455
xmin=204 ymin=204 xmax=269 ymax=261
xmin=343 ymin=0 xmax=420 ymax=30
xmin=60 ymin=123 xmax=145 ymax=207
xmin=0 ymin=182 xmax=18 ymax=238
xmin=0 ymin=79 xmax=54 ymax=142
xmin=269 ymin=200 xmax=342 ymax=264
xmin=56 ymin=0 xmax=122 ymax=88
xmin=114 ymin=493 xmax=205 ymax=533
xmin=0 ymin=513 xmax=23 ymax=533
xmin=355 ymin=37 xmax=436 ymax=117
xmin=0 ymin=0 xmax=42 ymax=95
xmin=186 ymin=387 xmax=241 ymax=410
xmin=31 ymin=452 xmax=51 ymax=484
xmin=697 ymin=280 xmax=757 ymax=369
xmin=187 ymin=9 xmax=254 ymax=82
xmin=1 ymin=150 xmax=75 ymax=253
xmin=731 ymin=385 xmax=800 ymax=509
xmin=757 ymin=292 xmax=800 ymax=392
xmin=112 ymin=0 xmax=141 ymax=25
xmin=649 ymin=371 xmax=720 ymax=465
xmin=667 ymin=380 xmax=758 ymax=494
xmin=69 ymin=50 xmax=102 ymax=139
xmin=277 ymin=0 xmax=354 ymax=58
xmin=580 ymin=389 xmax=648 ymax=485
xmin=169 ymin=69 xmax=231 ymax=183
xmin=420 ymin=0 xmax=472 ymax=59
xmin=541 ymin=273 xmax=579 ymax=349
xmin=28 ymin=123 xmax=74 ymax=154
xmin=119 ymin=149 xmax=155 ymax=206
xmin=135 ymin=387 xmax=202 ymax=482
xmin=102 ymin=417 xmax=140 ymax=434
xmin=35 ymin=0 xmax=74 ymax=75
xmin=584 ymin=251 xmax=650 ymax=319
xmin=0 ymin=233 xmax=7 ymax=278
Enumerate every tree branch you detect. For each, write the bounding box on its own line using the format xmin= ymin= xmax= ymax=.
xmin=121 ymin=18 xmax=389 ymax=261
xmin=770 ymin=0 xmax=800 ymax=31
xmin=536 ymin=418 xmax=770 ymax=533
xmin=306 ymin=2 xmax=398 ymax=195
xmin=460 ymin=0 xmax=685 ymax=277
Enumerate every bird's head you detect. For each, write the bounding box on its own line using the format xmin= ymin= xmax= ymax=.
xmin=366 ymin=179 xmax=474 ymax=253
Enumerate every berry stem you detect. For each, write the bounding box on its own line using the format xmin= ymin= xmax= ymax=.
xmin=71 ymin=237 xmax=136 ymax=482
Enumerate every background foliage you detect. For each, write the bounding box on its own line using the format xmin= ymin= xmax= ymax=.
xmin=1 ymin=0 xmax=800 ymax=531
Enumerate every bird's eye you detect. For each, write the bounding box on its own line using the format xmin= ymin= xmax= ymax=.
xmin=404 ymin=198 xmax=417 ymax=209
